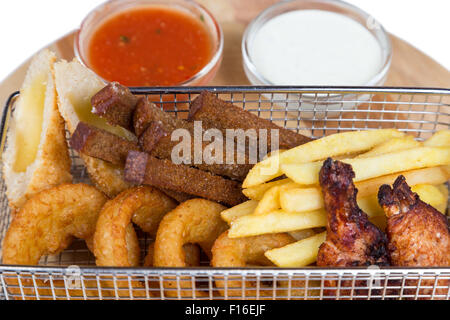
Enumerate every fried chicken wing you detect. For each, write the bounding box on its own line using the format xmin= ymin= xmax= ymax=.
xmin=378 ymin=176 xmax=450 ymax=298
xmin=317 ymin=158 xmax=389 ymax=298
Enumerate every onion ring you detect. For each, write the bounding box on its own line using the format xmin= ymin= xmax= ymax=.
xmin=144 ymin=242 xmax=200 ymax=268
xmin=93 ymin=186 xmax=177 ymax=267
xmin=3 ymin=183 xmax=107 ymax=265
xmin=2 ymin=183 xmax=108 ymax=299
xmin=93 ymin=186 xmax=179 ymax=298
xmin=211 ymin=231 xmax=306 ymax=299
xmin=153 ymin=199 xmax=228 ymax=298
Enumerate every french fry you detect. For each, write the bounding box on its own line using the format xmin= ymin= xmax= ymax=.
xmin=220 ymin=200 xmax=258 ymax=224
xmin=243 ymin=129 xmax=405 ymax=188
xmin=357 ymin=195 xmax=384 ymax=218
xmin=253 ymin=182 xmax=298 ymax=215
xmin=435 ymin=184 xmax=448 ymax=214
xmin=228 ymin=210 xmax=327 ymax=238
xmin=265 ymin=232 xmax=327 ymax=267
xmin=229 ymin=184 xmax=446 ymax=238
xmin=362 ymin=184 xmax=448 ymax=218
xmin=354 ymin=185 xmax=444 ymax=218
xmin=280 ymin=188 xmax=323 ymax=213
xmin=265 ymin=213 xmax=386 ymax=267
xmin=424 ymin=130 xmax=450 ymax=147
xmin=412 ymin=184 xmax=446 ymax=209
xmin=242 ymin=178 xmax=292 ymax=201
xmin=265 ymin=149 xmax=287 ymax=159
xmin=265 ymin=211 xmax=386 ymax=267
xmin=355 ymin=166 xmax=449 ymax=197
xmin=281 ymin=183 xmax=446 ymax=215
xmin=357 ymin=136 xmax=421 ymax=158
xmin=282 ymin=147 xmax=450 ymax=185
xmin=253 ymin=186 xmax=281 ymax=216
xmin=279 ymin=187 xmax=389 ymax=214
xmin=288 ymin=229 xmax=317 ymax=241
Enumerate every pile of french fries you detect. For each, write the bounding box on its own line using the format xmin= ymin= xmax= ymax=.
xmin=221 ymin=129 xmax=450 ymax=268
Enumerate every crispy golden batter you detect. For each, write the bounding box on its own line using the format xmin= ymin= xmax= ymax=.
xmin=153 ymin=199 xmax=228 ymax=297
xmin=3 ymin=50 xmax=72 ymax=213
xmin=211 ymin=231 xmax=305 ymax=299
xmin=92 ymin=186 xmax=178 ymax=299
xmin=80 ymin=154 xmax=131 ymax=198
xmin=379 ymin=176 xmax=450 ymax=298
xmin=3 ymin=183 xmax=107 ymax=265
xmin=144 ymin=242 xmax=200 ymax=268
xmin=94 ymin=186 xmax=177 ymax=267
xmin=2 ymin=184 xmax=107 ymax=299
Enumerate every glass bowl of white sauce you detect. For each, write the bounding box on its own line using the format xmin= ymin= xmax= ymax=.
xmin=242 ymin=0 xmax=392 ymax=118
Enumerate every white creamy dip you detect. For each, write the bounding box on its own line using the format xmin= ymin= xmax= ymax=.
xmin=249 ymin=10 xmax=383 ymax=85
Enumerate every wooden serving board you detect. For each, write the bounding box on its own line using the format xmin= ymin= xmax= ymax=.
xmin=1 ymin=0 xmax=449 ymax=106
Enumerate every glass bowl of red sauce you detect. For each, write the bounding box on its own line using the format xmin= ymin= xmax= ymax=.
xmin=75 ymin=0 xmax=223 ymax=87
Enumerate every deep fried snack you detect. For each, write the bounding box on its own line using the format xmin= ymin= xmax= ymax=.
xmin=134 ymin=97 xmax=252 ymax=181
xmin=70 ymin=122 xmax=140 ymax=165
xmin=144 ymin=242 xmax=200 ymax=268
xmin=379 ymin=176 xmax=450 ymax=298
xmin=317 ymin=159 xmax=389 ymax=299
xmin=94 ymin=186 xmax=177 ymax=266
xmin=79 ymin=153 xmax=132 ymax=198
xmin=153 ymin=199 xmax=228 ymax=297
xmin=93 ymin=186 xmax=178 ymax=299
xmin=124 ymin=151 xmax=246 ymax=206
xmin=159 ymin=188 xmax=194 ymax=203
xmin=142 ymin=242 xmax=201 ymax=298
xmin=54 ymin=59 xmax=134 ymax=198
xmin=3 ymin=50 xmax=72 ymax=212
xmin=91 ymin=82 xmax=138 ymax=130
xmin=211 ymin=231 xmax=305 ymax=299
xmin=189 ymin=91 xmax=312 ymax=150
xmin=3 ymin=184 xmax=107 ymax=265
xmin=2 ymin=184 xmax=108 ymax=299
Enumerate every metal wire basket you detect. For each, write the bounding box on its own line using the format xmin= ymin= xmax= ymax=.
xmin=0 ymin=86 xmax=449 ymax=300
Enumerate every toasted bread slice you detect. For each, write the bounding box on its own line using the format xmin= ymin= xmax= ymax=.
xmin=2 ymin=50 xmax=72 ymax=211
xmin=54 ymin=59 xmax=134 ymax=197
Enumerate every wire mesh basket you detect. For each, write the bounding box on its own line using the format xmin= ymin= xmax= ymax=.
xmin=0 ymin=86 xmax=449 ymax=300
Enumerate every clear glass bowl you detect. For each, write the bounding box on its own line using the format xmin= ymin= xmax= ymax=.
xmin=242 ymin=0 xmax=392 ymax=87
xmin=242 ymin=0 xmax=392 ymax=119
xmin=75 ymin=0 xmax=223 ymax=86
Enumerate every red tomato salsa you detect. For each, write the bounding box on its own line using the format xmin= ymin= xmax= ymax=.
xmin=88 ymin=7 xmax=214 ymax=86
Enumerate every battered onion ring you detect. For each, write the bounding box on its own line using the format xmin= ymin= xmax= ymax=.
xmin=2 ymin=183 xmax=108 ymax=299
xmin=93 ymin=186 xmax=177 ymax=267
xmin=154 ymin=199 xmax=228 ymax=298
xmin=211 ymin=231 xmax=306 ymax=299
xmin=144 ymin=242 xmax=200 ymax=268
xmin=93 ymin=186 xmax=179 ymax=299
xmin=3 ymin=183 xmax=107 ymax=265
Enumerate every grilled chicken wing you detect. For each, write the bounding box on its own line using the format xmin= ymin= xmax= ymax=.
xmin=317 ymin=158 xmax=389 ymax=298
xmin=378 ymin=176 xmax=450 ymax=298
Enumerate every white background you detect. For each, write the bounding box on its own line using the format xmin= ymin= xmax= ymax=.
xmin=0 ymin=0 xmax=449 ymax=83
